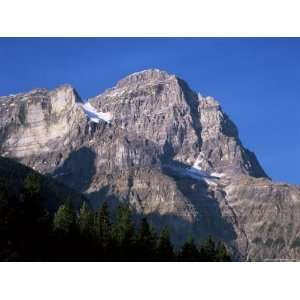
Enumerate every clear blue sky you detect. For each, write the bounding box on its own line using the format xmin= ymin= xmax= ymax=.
xmin=0 ymin=38 xmax=299 ymax=184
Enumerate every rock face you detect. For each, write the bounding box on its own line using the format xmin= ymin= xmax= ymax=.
xmin=1 ymin=69 xmax=299 ymax=261
xmin=0 ymin=85 xmax=87 ymax=173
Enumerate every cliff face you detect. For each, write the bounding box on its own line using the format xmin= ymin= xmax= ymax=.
xmin=90 ymin=69 xmax=267 ymax=178
xmin=0 ymin=85 xmax=88 ymax=173
xmin=0 ymin=69 xmax=299 ymax=261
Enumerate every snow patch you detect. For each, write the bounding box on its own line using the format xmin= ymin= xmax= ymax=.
xmin=186 ymin=165 xmax=208 ymax=178
xmin=169 ymin=160 xmax=219 ymax=186
xmin=182 ymin=154 xmax=221 ymax=185
xmin=185 ymin=167 xmax=219 ymax=186
xmin=185 ymin=154 xmax=209 ymax=178
xmin=210 ymin=172 xmax=225 ymax=178
xmin=78 ymin=101 xmax=112 ymax=124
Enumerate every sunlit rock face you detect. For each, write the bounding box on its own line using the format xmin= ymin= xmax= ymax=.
xmin=90 ymin=69 xmax=266 ymax=178
xmin=1 ymin=69 xmax=300 ymax=261
xmin=0 ymin=85 xmax=89 ymax=173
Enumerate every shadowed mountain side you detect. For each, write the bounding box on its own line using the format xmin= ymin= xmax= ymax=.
xmin=0 ymin=156 xmax=85 ymax=213
xmin=161 ymin=162 xmax=238 ymax=248
xmin=52 ymin=147 xmax=96 ymax=193
xmin=85 ymin=165 xmax=237 ymax=251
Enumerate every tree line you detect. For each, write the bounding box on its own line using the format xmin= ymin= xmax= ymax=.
xmin=0 ymin=173 xmax=231 ymax=261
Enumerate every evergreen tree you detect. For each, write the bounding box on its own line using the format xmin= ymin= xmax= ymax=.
xmin=53 ymin=201 xmax=76 ymax=234
xmin=78 ymin=201 xmax=93 ymax=236
xmin=215 ymin=241 xmax=231 ymax=262
xmin=95 ymin=201 xmax=111 ymax=247
xmin=24 ymin=173 xmax=41 ymax=197
xmin=199 ymin=236 xmax=217 ymax=261
xmin=0 ymin=178 xmax=9 ymax=226
xmin=135 ymin=217 xmax=157 ymax=260
xmin=0 ymin=178 xmax=14 ymax=255
xmin=22 ymin=173 xmax=46 ymax=223
xmin=112 ymin=203 xmax=135 ymax=259
xmin=14 ymin=173 xmax=50 ymax=259
xmin=178 ymin=235 xmax=200 ymax=262
xmin=156 ymin=227 xmax=174 ymax=261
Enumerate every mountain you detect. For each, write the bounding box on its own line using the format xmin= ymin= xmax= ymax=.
xmin=1 ymin=69 xmax=299 ymax=261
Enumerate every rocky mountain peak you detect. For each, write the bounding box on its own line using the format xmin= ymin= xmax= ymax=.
xmin=115 ymin=68 xmax=175 ymax=89
xmin=64 ymin=70 xmax=267 ymax=180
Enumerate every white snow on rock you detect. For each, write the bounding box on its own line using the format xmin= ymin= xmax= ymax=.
xmin=184 ymin=155 xmax=222 ymax=185
xmin=78 ymin=101 xmax=112 ymax=124
xmin=187 ymin=156 xmax=207 ymax=177
xmin=185 ymin=166 xmax=218 ymax=186
xmin=210 ymin=172 xmax=225 ymax=178
xmin=186 ymin=165 xmax=208 ymax=179
xmin=168 ymin=158 xmax=219 ymax=186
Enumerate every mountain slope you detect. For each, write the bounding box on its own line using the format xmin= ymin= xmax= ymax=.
xmin=0 ymin=156 xmax=85 ymax=213
xmin=0 ymin=69 xmax=299 ymax=261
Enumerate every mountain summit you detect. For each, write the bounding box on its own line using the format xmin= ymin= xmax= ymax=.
xmin=1 ymin=69 xmax=300 ymax=261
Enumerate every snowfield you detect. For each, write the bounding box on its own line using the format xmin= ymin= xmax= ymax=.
xmin=168 ymin=162 xmax=220 ymax=186
xmin=186 ymin=164 xmax=209 ymax=179
xmin=78 ymin=101 xmax=112 ymax=124
xmin=185 ymin=165 xmax=219 ymax=186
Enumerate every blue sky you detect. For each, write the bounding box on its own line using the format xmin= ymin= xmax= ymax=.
xmin=0 ymin=38 xmax=299 ymax=184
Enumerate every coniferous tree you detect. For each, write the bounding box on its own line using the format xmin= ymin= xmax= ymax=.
xmin=215 ymin=241 xmax=231 ymax=262
xmin=18 ymin=173 xmax=49 ymax=259
xmin=0 ymin=178 xmax=14 ymax=258
xmin=22 ymin=173 xmax=46 ymax=223
xmin=199 ymin=236 xmax=217 ymax=261
xmin=156 ymin=227 xmax=174 ymax=261
xmin=51 ymin=200 xmax=78 ymax=260
xmin=135 ymin=217 xmax=157 ymax=260
xmin=0 ymin=178 xmax=9 ymax=226
xmin=78 ymin=201 xmax=93 ymax=236
xmin=112 ymin=203 xmax=135 ymax=259
xmin=95 ymin=201 xmax=111 ymax=248
xmin=24 ymin=173 xmax=40 ymax=197
xmin=178 ymin=235 xmax=200 ymax=262
xmin=53 ymin=201 xmax=76 ymax=234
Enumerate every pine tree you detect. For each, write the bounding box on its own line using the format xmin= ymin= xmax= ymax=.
xmin=24 ymin=173 xmax=41 ymax=197
xmin=215 ymin=241 xmax=231 ymax=262
xmin=22 ymin=173 xmax=46 ymax=223
xmin=156 ymin=227 xmax=174 ymax=261
xmin=53 ymin=201 xmax=76 ymax=234
xmin=0 ymin=178 xmax=13 ymax=251
xmin=14 ymin=173 xmax=50 ymax=259
xmin=0 ymin=178 xmax=9 ymax=226
xmin=95 ymin=201 xmax=111 ymax=247
xmin=112 ymin=203 xmax=135 ymax=259
xmin=78 ymin=201 xmax=93 ymax=236
xmin=135 ymin=217 xmax=157 ymax=260
xmin=199 ymin=236 xmax=217 ymax=261
xmin=178 ymin=235 xmax=200 ymax=262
